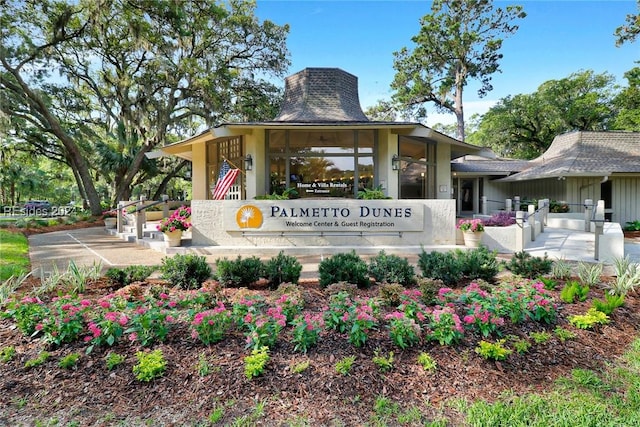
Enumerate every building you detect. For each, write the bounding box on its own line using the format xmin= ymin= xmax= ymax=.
xmin=452 ymin=131 xmax=640 ymax=225
xmin=161 ymin=68 xmax=481 ymax=248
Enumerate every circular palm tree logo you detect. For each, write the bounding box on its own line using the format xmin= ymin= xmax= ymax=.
xmin=235 ymin=205 xmax=263 ymax=228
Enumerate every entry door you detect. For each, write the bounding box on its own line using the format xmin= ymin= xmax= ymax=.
xmin=461 ymin=179 xmax=474 ymax=212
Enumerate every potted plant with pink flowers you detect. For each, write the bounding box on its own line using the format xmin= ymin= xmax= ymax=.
xmin=157 ymin=206 xmax=191 ymax=247
xmin=457 ymin=218 xmax=485 ymax=248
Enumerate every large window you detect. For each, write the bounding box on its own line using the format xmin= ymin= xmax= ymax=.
xmin=206 ymin=137 xmax=244 ymax=200
xmin=398 ymin=136 xmax=436 ymax=199
xmin=267 ymin=130 xmax=376 ymax=198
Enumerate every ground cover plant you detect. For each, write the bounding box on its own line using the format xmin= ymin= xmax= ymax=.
xmin=1 ymin=241 xmax=640 ymax=425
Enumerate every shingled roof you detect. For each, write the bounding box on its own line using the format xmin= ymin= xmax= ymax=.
xmin=272 ymin=68 xmax=369 ymax=122
xmin=499 ymin=131 xmax=640 ymax=181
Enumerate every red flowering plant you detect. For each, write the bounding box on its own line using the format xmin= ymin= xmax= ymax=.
xmin=457 ymin=218 xmax=485 ymax=233
xmin=156 ymin=205 xmax=191 ymax=233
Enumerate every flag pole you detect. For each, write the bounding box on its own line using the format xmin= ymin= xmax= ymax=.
xmin=222 ymin=156 xmax=247 ymax=176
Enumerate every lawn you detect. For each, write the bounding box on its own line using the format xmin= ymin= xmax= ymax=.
xmin=0 ymin=229 xmax=29 ymax=281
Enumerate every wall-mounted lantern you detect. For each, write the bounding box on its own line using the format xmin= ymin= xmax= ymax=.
xmin=391 ymin=154 xmax=400 ymax=171
xmin=244 ymin=154 xmax=253 ymax=171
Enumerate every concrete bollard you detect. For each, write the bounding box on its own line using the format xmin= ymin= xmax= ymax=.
xmin=162 ymin=194 xmax=170 ymax=219
xmin=528 ymin=205 xmax=536 ymax=242
xmin=505 ymin=198 xmax=512 ymax=212
xmin=516 ymin=211 xmax=525 ymax=252
xmin=481 ymin=196 xmax=487 ymax=215
xmin=584 ymin=199 xmax=593 ymax=232
xmin=538 ymin=199 xmax=545 ymax=233
xmin=136 ymin=196 xmax=146 ymax=240
xmin=594 ymin=200 xmax=605 ymax=260
xmin=117 ymin=201 xmax=124 ymax=233
xmin=514 ymin=196 xmax=520 ymax=212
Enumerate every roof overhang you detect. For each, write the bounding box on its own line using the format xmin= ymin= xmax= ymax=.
xmin=161 ymin=122 xmax=484 ymax=161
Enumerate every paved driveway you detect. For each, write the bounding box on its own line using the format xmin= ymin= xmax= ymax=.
xmin=28 ymin=227 xmax=166 ymax=277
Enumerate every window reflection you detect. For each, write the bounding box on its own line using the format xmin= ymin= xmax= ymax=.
xmin=268 ymin=130 xmax=375 ymax=198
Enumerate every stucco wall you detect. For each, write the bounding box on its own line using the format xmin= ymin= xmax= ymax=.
xmin=191 ymin=199 xmax=456 ymax=247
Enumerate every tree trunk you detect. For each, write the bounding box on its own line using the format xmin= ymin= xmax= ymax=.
xmin=151 ymin=160 xmax=188 ymax=200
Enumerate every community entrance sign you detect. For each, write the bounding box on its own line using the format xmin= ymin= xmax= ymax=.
xmin=224 ymin=200 xmax=424 ymax=233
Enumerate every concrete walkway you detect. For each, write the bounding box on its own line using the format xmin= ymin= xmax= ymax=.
xmin=28 ymin=225 xmax=640 ymax=278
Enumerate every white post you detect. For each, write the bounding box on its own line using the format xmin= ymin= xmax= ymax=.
xmin=516 ymin=211 xmax=525 ymax=252
xmin=505 ymin=198 xmax=512 ymax=212
xmin=136 ymin=196 xmax=146 ymax=240
xmin=117 ymin=201 xmax=124 ymax=233
xmin=514 ymin=196 xmax=521 ymax=212
xmin=594 ymin=200 xmax=605 ymax=260
xmin=528 ymin=204 xmax=536 ymax=242
xmin=584 ymin=199 xmax=593 ymax=232
xmin=543 ymin=198 xmax=549 ymax=226
xmin=538 ymin=199 xmax=545 ymax=233
xmin=481 ymin=196 xmax=488 ymax=215
xmin=162 ymin=194 xmax=170 ymax=218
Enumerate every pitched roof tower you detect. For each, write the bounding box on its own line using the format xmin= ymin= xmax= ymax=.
xmin=273 ymin=68 xmax=369 ymax=122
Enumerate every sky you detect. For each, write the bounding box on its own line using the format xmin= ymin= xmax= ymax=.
xmin=255 ymin=0 xmax=640 ymax=126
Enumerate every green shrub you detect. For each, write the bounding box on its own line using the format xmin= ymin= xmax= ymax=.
xmin=244 ymin=346 xmax=269 ymax=379
xmin=560 ymin=280 xmax=589 ymax=303
xmin=569 ymin=308 xmax=609 ymax=329
xmin=160 ymin=254 xmax=211 ymax=289
xmin=263 ymin=251 xmax=302 ymax=288
xmin=324 ymin=281 xmax=358 ymax=297
xmin=529 ymin=331 xmax=551 ymax=344
xmin=105 ymin=265 xmax=155 ymax=286
xmin=417 ymin=250 xmax=462 ymax=286
xmin=592 ymin=293 xmax=625 ymax=315
xmin=456 ymin=246 xmax=500 ymax=281
xmin=538 ymin=276 xmax=558 ymax=291
xmin=368 ymin=250 xmax=415 ymax=286
xmin=105 ymin=352 xmax=126 ymax=370
xmin=318 ymin=251 xmax=369 ymax=289
xmin=378 ymin=282 xmax=406 ymax=307
xmin=25 ymin=351 xmax=50 ymax=369
xmin=505 ymin=251 xmax=552 ymax=277
xmin=372 ymin=349 xmax=394 ymax=373
xmin=511 ymin=337 xmax=531 ymax=354
xmin=417 ymin=352 xmax=437 ymax=372
xmin=335 ymin=355 xmax=356 ymax=375
xmin=215 ymin=255 xmax=264 ymax=287
xmin=59 ymin=353 xmax=80 ymax=369
xmin=417 ymin=278 xmax=444 ymax=305
xmin=133 ymin=349 xmax=167 ymax=382
xmin=0 ymin=346 xmax=16 ymax=363
xmin=554 ymin=327 xmax=577 ymax=342
xmin=475 ymin=339 xmax=512 ymax=361
xmin=624 ymin=220 xmax=640 ymax=231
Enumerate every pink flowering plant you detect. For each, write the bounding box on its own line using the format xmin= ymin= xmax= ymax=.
xmin=275 ymin=293 xmax=303 ymax=322
xmin=232 ymin=295 xmax=266 ymax=328
xmin=427 ymin=306 xmax=464 ymax=346
xmin=346 ymin=298 xmax=379 ymax=348
xmin=457 ymin=218 xmax=485 ymax=233
xmin=190 ymin=302 xmax=232 ymax=344
xmin=85 ymin=310 xmax=129 ymax=351
xmin=291 ymin=312 xmax=325 ymax=353
xmin=2 ymin=296 xmax=49 ymax=336
xmin=397 ymin=289 xmax=429 ymax=324
xmin=40 ymin=295 xmax=92 ymax=346
xmin=385 ymin=311 xmax=422 ymax=349
xmin=462 ymin=303 xmax=504 ymax=337
xmin=243 ymin=305 xmax=287 ymax=349
xmin=323 ymin=291 xmax=355 ymax=334
xmin=157 ymin=205 xmax=191 ymax=233
xmin=125 ymin=303 xmax=175 ymax=347
xmin=494 ymin=279 xmax=557 ymax=324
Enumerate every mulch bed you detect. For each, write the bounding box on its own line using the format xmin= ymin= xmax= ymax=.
xmin=1 ymin=275 xmax=639 ymax=426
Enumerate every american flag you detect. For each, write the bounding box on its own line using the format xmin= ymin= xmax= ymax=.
xmin=212 ymin=160 xmax=240 ymax=200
